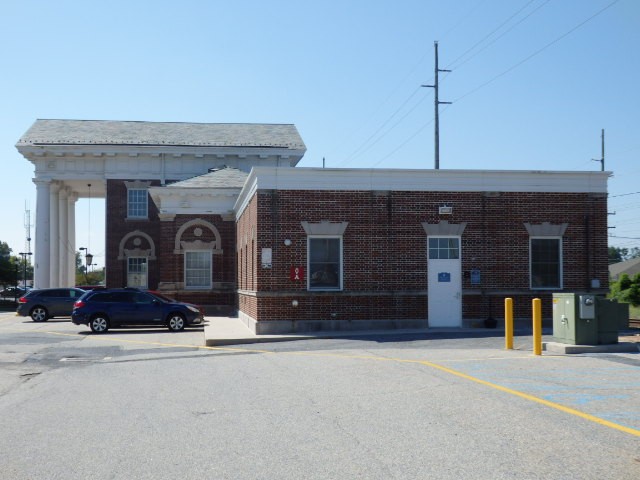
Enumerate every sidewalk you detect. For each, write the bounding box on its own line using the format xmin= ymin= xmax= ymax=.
xmin=204 ymin=315 xmax=462 ymax=346
xmin=204 ymin=315 xmax=640 ymax=348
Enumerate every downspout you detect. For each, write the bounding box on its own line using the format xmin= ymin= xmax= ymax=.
xmin=585 ymin=214 xmax=591 ymax=291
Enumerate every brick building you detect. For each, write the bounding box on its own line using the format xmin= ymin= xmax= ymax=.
xmin=17 ymin=119 xmax=610 ymax=332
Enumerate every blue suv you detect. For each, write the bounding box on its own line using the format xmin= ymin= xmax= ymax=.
xmin=71 ymin=288 xmax=204 ymax=333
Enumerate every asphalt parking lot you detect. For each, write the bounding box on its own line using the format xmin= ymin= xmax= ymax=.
xmin=3 ymin=310 xmax=640 ymax=436
xmin=1 ymin=310 xmax=639 ymax=479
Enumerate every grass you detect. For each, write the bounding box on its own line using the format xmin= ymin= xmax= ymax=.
xmin=630 ymin=304 xmax=640 ymax=320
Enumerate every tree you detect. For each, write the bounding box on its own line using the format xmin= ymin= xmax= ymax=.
xmin=609 ymin=273 xmax=640 ymax=307
xmin=609 ymin=246 xmax=640 ymax=264
xmin=0 ymin=241 xmax=17 ymax=287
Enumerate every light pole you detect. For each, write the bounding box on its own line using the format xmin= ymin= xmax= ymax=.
xmin=79 ymin=248 xmax=93 ymax=284
xmin=18 ymin=252 xmax=32 ymax=289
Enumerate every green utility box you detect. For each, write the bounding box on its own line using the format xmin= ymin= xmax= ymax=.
xmin=552 ymin=293 xmax=598 ymax=345
xmin=595 ymin=297 xmax=629 ymax=343
xmin=552 ymin=293 xmax=626 ymax=345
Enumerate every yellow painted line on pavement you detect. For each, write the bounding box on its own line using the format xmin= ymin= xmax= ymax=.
xmin=5 ymin=326 xmax=640 ymax=438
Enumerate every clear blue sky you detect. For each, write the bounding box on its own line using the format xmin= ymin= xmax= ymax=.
xmin=1 ymin=0 xmax=639 ymax=267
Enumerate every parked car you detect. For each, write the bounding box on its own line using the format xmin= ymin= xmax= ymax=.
xmin=71 ymin=288 xmax=204 ymax=333
xmin=16 ymin=288 xmax=86 ymax=322
xmin=1 ymin=286 xmax=29 ymax=298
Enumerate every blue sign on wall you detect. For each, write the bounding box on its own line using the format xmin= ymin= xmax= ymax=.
xmin=471 ymin=269 xmax=481 ymax=285
xmin=438 ymin=272 xmax=451 ymax=282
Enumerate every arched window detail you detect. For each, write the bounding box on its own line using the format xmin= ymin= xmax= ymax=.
xmin=117 ymin=230 xmax=157 ymax=261
xmin=173 ymin=218 xmax=222 ymax=255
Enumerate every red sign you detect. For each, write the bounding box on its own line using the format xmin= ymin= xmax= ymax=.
xmin=290 ymin=266 xmax=304 ymax=281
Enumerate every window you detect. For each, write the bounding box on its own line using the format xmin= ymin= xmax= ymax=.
xmin=185 ymin=251 xmax=211 ymax=289
xmin=308 ymin=237 xmax=342 ymax=290
xmin=530 ymin=238 xmax=562 ymax=289
xmin=127 ymin=257 xmax=148 ymax=288
xmin=428 ymin=237 xmax=460 ymax=259
xmin=127 ymin=188 xmax=148 ymax=218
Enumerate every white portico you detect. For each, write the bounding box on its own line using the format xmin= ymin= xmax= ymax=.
xmin=17 ymin=119 xmax=306 ymax=289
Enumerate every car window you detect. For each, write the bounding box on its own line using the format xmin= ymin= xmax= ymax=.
xmin=110 ymin=292 xmax=137 ymax=303
xmin=90 ymin=292 xmax=113 ymax=303
xmin=45 ymin=289 xmax=64 ymax=298
xmin=133 ymin=292 xmax=154 ymax=304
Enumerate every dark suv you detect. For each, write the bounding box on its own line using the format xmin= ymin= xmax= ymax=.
xmin=17 ymin=288 xmax=86 ymax=322
xmin=71 ymin=288 xmax=204 ymax=333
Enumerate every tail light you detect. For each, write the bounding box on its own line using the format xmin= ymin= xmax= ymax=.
xmin=74 ymin=300 xmax=85 ymax=309
xmin=18 ymin=296 xmax=27 ymax=303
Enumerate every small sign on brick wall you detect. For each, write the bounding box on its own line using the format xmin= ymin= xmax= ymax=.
xmin=261 ymin=248 xmax=272 ymax=269
xmin=290 ymin=266 xmax=304 ymax=281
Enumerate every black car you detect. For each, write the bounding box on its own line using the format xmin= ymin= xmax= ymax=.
xmin=71 ymin=288 xmax=204 ymax=333
xmin=1 ymin=286 xmax=29 ymax=299
xmin=17 ymin=288 xmax=86 ymax=322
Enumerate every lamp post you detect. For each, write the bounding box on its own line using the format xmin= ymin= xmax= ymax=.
xmin=18 ymin=252 xmax=32 ymax=289
xmin=86 ymin=253 xmax=94 ymax=281
xmin=79 ymin=247 xmax=92 ymax=284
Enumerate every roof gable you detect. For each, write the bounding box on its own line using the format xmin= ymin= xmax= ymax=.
xmin=166 ymin=166 xmax=249 ymax=189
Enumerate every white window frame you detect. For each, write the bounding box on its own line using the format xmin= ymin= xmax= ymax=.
xmin=184 ymin=250 xmax=212 ymax=290
xmin=428 ymin=236 xmax=461 ymax=260
xmin=127 ymin=188 xmax=148 ymax=219
xmin=529 ymin=236 xmax=563 ymax=290
xmin=127 ymin=257 xmax=148 ymax=289
xmin=307 ymin=235 xmax=343 ymax=291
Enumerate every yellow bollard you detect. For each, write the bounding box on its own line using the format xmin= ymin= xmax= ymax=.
xmin=505 ymin=298 xmax=514 ymax=350
xmin=532 ymin=298 xmax=542 ymax=355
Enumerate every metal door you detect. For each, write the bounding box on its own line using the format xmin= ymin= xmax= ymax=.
xmin=428 ymin=237 xmax=462 ymax=327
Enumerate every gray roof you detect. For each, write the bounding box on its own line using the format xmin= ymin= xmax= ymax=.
xmin=17 ymin=119 xmax=306 ymax=150
xmin=609 ymin=257 xmax=640 ymax=280
xmin=166 ymin=166 xmax=249 ymax=189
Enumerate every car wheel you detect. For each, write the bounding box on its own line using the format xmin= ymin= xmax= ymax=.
xmin=167 ymin=313 xmax=185 ymax=332
xmin=30 ymin=306 xmax=49 ymax=322
xmin=89 ymin=315 xmax=109 ymax=333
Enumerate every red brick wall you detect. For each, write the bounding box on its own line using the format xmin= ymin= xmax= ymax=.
xmin=106 ymin=180 xmax=237 ymax=311
xmin=238 ymin=189 xmax=608 ymax=325
xmin=105 ymin=180 xmax=161 ymax=289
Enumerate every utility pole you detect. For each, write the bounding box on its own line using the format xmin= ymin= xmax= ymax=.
xmin=592 ymin=129 xmax=605 ymax=171
xmin=422 ymin=41 xmax=451 ymax=169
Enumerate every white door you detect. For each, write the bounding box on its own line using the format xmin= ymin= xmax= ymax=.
xmin=427 ymin=237 xmax=462 ymax=327
xmin=127 ymin=257 xmax=148 ymax=288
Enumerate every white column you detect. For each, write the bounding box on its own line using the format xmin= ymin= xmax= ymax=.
xmin=58 ymin=187 xmax=69 ymax=287
xmin=33 ymin=179 xmax=51 ymax=288
xmin=67 ymin=193 xmax=77 ymax=287
xmin=49 ymin=182 xmax=60 ymax=287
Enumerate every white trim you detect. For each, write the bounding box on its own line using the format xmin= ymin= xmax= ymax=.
xmin=117 ymin=230 xmax=157 ymax=260
xmin=235 ymin=167 xmax=610 ymax=219
xmin=174 ymin=218 xmax=222 ymax=254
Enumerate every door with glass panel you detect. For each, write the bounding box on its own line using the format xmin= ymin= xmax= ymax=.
xmin=427 ymin=237 xmax=462 ymax=327
xmin=127 ymin=257 xmax=148 ymax=289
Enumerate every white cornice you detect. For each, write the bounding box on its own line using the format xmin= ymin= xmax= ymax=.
xmin=17 ymin=144 xmax=305 ymax=163
xmin=234 ymin=167 xmax=610 ymax=219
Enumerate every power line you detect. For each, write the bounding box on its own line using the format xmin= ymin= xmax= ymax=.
xmin=439 ymin=0 xmax=489 ymax=41
xmin=452 ymin=0 xmax=621 ymax=104
xmin=338 ymin=86 xmax=426 ymax=166
xmin=331 ymin=1 xmax=494 ymax=166
xmin=342 ymin=89 xmax=431 ymax=166
xmin=610 ymin=191 xmax=640 ymax=198
xmin=445 ymin=0 xmax=539 ymax=70
xmin=446 ymin=0 xmax=552 ymax=72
